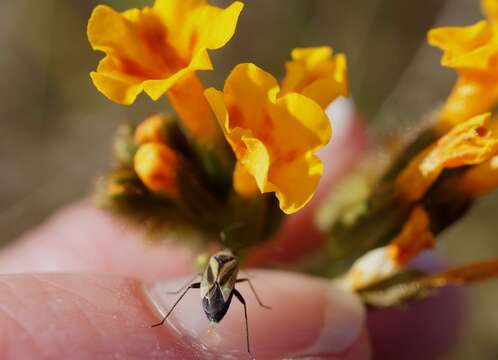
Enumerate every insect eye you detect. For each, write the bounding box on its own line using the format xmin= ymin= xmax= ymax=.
xmin=215 ymin=254 xmax=233 ymax=265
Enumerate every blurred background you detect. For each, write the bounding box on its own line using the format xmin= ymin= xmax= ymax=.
xmin=1 ymin=0 xmax=497 ymax=358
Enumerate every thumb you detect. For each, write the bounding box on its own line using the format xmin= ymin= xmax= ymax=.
xmin=0 ymin=271 xmax=369 ymax=360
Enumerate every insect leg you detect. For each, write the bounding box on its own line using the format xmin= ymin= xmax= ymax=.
xmin=151 ymin=282 xmax=201 ymax=328
xmin=236 ymin=278 xmax=271 ymax=309
xmin=233 ymin=289 xmax=252 ymax=357
xmin=167 ymin=273 xmax=201 ymax=295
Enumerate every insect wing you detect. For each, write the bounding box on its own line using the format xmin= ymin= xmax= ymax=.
xmin=200 ymin=257 xmax=218 ymax=298
xmin=217 ymin=258 xmax=238 ymax=302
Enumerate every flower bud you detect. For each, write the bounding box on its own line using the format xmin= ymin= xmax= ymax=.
xmin=134 ymin=143 xmax=179 ymax=198
xmin=134 ymin=114 xmax=171 ymax=145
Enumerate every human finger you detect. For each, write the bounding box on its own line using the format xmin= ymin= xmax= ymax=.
xmin=0 ymin=270 xmax=370 ymax=360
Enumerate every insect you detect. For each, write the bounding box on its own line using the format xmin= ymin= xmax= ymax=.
xmin=151 ymin=248 xmax=271 ymax=357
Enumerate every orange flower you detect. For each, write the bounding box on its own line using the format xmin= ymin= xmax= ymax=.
xmin=396 ymin=113 xmax=498 ymax=202
xmin=205 ymin=63 xmax=331 ymax=214
xmin=88 ymin=0 xmax=243 ymax=105
xmin=428 ymin=1 xmax=498 ymax=131
xmin=280 ymin=47 xmax=348 ymax=108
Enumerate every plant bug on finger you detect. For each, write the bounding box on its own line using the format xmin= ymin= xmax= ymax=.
xmin=151 ymin=248 xmax=271 ymax=357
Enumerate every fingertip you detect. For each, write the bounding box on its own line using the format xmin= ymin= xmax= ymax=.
xmin=146 ymin=270 xmax=370 ymax=359
xmin=0 ymin=273 xmax=201 ymax=359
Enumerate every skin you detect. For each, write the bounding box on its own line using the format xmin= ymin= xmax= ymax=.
xmin=0 ymin=111 xmax=460 ymax=359
xmin=0 ymin=203 xmax=370 ymax=359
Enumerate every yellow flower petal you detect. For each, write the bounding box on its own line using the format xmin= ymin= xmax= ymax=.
xmin=88 ymin=1 xmax=243 ymax=104
xmin=272 ymin=93 xmax=332 ymax=150
xmin=90 ymin=69 xmax=144 ymax=106
xmin=205 ymin=63 xmax=331 ymax=214
xmin=240 ymin=136 xmax=271 ymax=192
xmin=153 ymin=0 xmax=206 ymax=39
xmin=224 ymin=62 xmax=280 ymax=131
xmin=190 ymin=2 xmax=244 ymax=50
xmin=88 ymin=6 xmax=142 ymax=57
xmin=88 ymin=5 xmax=183 ymax=103
xmin=143 ymin=64 xmax=210 ymax=101
xmin=482 ymin=0 xmax=498 ymax=27
xmin=233 ymin=162 xmax=260 ymax=198
xmin=269 ymin=153 xmax=323 ymax=214
xmin=428 ymin=21 xmax=495 ymax=71
xmin=397 ymin=113 xmax=498 ymax=202
xmin=280 ymin=47 xmax=348 ymax=108
xmin=438 ymin=73 xmax=498 ymax=132
xmin=428 ymin=12 xmax=498 ymax=129
xmin=423 ymin=113 xmax=498 ymax=169
xmin=154 ymin=0 xmax=243 ymax=59
xmin=203 ymin=87 xmax=254 ymax=158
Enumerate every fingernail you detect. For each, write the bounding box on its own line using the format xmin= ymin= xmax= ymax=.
xmin=144 ymin=276 xmax=216 ymax=354
xmin=299 ymin=284 xmax=366 ymax=357
xmin=144 ymin=276 xmax=202 ymax=332
xmin=144 ymin=271 xmax=366 ymax=359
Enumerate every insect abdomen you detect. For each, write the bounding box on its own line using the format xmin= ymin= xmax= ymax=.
xmin=202 ymin=283 xmax=233 ymax=323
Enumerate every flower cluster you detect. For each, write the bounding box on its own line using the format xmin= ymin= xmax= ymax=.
xmin=89 ymin=0 xmax=346 ymax=249
xmin=316 ymin=0 xmax=498 ymax=306
xmin=89 ymin=0 xmax=498 ymax=309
